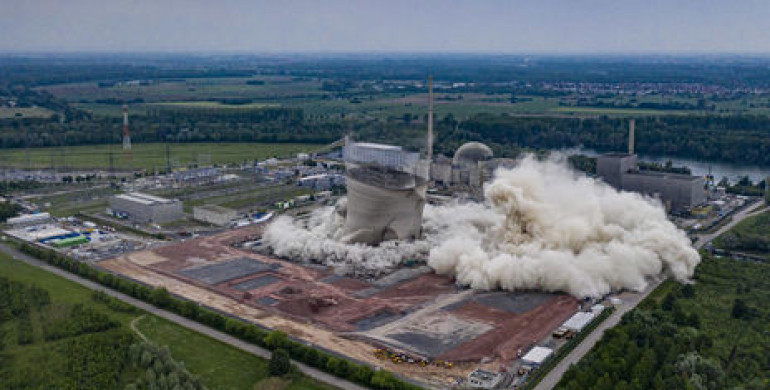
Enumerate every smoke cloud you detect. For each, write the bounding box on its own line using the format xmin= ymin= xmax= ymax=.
xmin=263 ymin=155 xmax=700 ymax=297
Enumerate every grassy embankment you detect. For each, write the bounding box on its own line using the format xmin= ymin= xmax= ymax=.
xmin=713 ymin=210 xmax=770 ymax=259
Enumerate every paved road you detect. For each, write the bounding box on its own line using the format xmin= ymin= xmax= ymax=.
xmin=693 ymin=200 xmax=766 ymax=249
xmin=532 ymin=201 xmax=766 ymax=390
xmin=0 ymin=243 xmax=368 ymax=390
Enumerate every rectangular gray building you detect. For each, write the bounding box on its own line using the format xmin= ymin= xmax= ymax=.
xmin=109 ymin=192 xmax=183 ymax=224
xmin=596 ymin=153 xmax=706 ymax=212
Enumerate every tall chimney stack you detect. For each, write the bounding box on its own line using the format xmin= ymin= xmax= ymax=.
xmin=427 ymin=76 xmax=434 ymax=159
xmin=628 ymin=118 xmax=635 ymax=155
xmin=122 ymin=104 xmax=132 ymax=151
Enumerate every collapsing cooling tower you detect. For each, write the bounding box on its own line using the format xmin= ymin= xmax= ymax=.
xmin=338 ymin=78 xmax=434 ymax=246
xmin=338 ymin=142 xmax=429 ymax=245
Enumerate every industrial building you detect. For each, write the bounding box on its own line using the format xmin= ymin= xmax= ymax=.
xmin=431 ymin=142 xmax=494 ymax=191
xmin=108 ymin=192 xmax=183 ymax=224
xmin=193 ymin=204 xmax=237 ymax=226
xmin=596 ymin=120 xmax=706 ymax=212
xmin=7 ymin=212 xmax=51 ymax=227
xmin=562 ymin=311 xmax=595 ymax=332
xmin=521 ymin=346 xmax=554 ymax=366
xmin=297 ymin=173 xmax=345 ymax=190
xmin=467 ymin=369 xmax=504 ymax=389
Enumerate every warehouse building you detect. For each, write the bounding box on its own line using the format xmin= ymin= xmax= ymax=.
xmin=521 ymin=346 xmax=554 ymax=366
xmin=193 ymin=204 xmax=237 ymax=226
xmin=562 ymin=311 xmax=596 ymax=332
xmin=7 ymin=212 xmax=51 ymax=227
xmin=108 ymin=192 xmax=183 ymax=224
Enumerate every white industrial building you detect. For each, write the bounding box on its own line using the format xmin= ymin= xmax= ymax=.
xmin=193 ymin=204 xmax=237 ymax=226
xmin=7 ymin=212 xmax=51 ymax=227
xmin=521 ymin=346 xmax=554 ymax=366
xmin=562 ymin=311 xmax=596 ymax=332
xmin=297 ymin=173 xmax=345 ymax=190
xmin=108 ymin=192 xmax=183 ymax=224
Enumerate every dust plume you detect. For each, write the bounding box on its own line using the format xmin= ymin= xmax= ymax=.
xmin=263 ymin=154 xmax=700 ymax=297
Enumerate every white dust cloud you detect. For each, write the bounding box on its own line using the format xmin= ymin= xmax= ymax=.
xmin=263 ymin=154 xmax=700 ymax=297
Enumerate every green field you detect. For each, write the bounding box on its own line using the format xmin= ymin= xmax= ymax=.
xmin=0 ymin=251 xmax=336 ymax=390
xmin=552 ymin=106 xmax=694 ymax=116
xmin=136 ymin=316 xmax=334 ymax=390
xmin=713 ymin=210 xmax=770 ymax=258
xmin=40 ymin=77 xmax=323 ymax=104
xmin=0 ymin=142 xmax=319 ymax=170
xmin=150 ymin=101 xmax=281 ymax=109
xmin=0 ymin=106 xmax=55 ymax=119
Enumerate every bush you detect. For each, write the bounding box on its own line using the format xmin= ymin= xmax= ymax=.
xmin=269 ymin=349 xmax=292 ymax=376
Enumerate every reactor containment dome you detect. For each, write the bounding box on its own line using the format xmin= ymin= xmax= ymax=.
xmin=453 ymin=142 xmax=494 ymax=166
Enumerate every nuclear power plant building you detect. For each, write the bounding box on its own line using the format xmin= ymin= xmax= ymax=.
xmin=596 ymin=153 xmax=706 ymax=212
xmin=431 ymin=142 xmax=494 ymax=189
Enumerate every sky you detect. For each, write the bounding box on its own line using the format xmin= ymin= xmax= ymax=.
xmin=2 ymin=0 xmax=770 ymax=53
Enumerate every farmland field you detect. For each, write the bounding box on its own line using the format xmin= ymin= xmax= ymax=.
xmin=150 ymin=101 xmax=281 ymax=109
xmin=552 ymin=106 xmax=695 ymax=116
xmin=0 ymin=107 xmax=56 ymax=119
xmin=39 ymin=77 xmax=323 ymax=103
xmin=0 ymin=142 xmax=319 ymax=170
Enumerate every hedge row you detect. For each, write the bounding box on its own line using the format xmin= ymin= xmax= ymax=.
xmin=15 ymin=242 xmax=424 ymax=390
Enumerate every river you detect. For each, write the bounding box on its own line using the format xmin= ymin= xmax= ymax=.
xmin=561 ymin=148 xmax=770 ymax=184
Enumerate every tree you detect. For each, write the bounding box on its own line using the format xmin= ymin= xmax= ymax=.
xmin=269 ymin=349 xmax=291 ymax=376
xmin=681 ymin=284 xmax=695 ymax=298
xmin=264 ymin=330 xmax=288 ymax=350
xmin=731 ymin=298 xmax=748 ymax=320
xmin=150 ymin=287 xmax=173 ymax=308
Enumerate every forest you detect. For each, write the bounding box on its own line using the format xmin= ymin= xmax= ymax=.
xmin=554 ymin=255 xmax=770 ymax=390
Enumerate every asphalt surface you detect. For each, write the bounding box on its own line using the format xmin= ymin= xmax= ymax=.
xmin=532 ymin=200 xmax=766 ymax=390
xmin=0 ymin=243 xmax=368 ymax=390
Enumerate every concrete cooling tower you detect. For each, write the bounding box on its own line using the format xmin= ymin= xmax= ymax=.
xmin=338 ymin=77 xmax=434 ymax=246
xmin=338 ymin=142 xmax=430 ymax=245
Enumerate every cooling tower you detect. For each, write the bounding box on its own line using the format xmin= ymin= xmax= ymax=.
xmin=339 ymin=142 xmax=429 ymax=245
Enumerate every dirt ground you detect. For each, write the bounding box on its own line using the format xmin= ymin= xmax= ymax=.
xmin=99 ymin=224 xmax=578 ymax=386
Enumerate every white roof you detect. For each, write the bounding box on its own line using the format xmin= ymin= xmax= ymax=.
xmin=563 ymin=311 xmax=595 ymax=331
xmin=521 ymin=346 xmax=553 ymax=365
xmin=128 ymin=192 xmax=174 ymax=203
xmin=299 ymin=174 xmax=330 ymax=181
xmin=116 ymin=192 xmax=175 ymax=205
xmin=352 ymin=142 xmax=402 ymax=151
xmin=7 ymin=212 xmax=51 ymax=224
xmin=7 ymin=226 xmax=70 ymax=241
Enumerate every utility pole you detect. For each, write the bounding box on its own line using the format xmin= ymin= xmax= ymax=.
xmin=165 ymin=143 xmax=171 ymax=174
xmin=427 ymin=75 xmax=434 ymax=159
